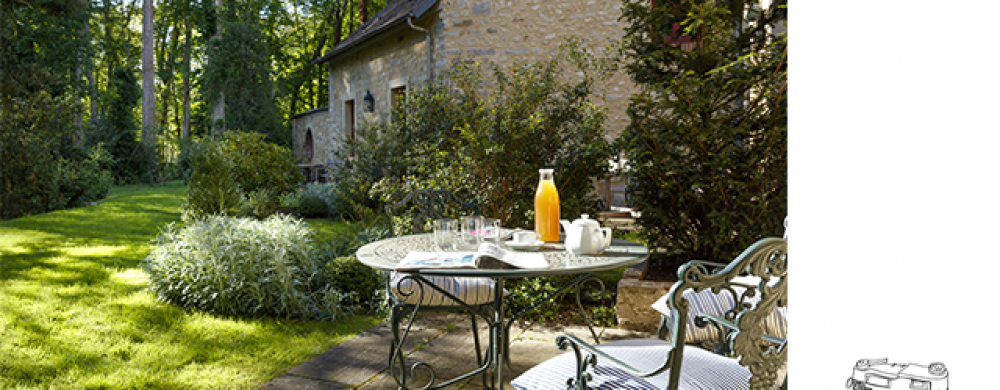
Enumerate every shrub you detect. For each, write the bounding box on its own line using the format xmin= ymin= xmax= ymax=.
xmin=298 ymin=195 xmax=328 ymax=218
xmin=54 ymin=145 xmax=115 ymax=208
xmin=343 ymin=38 xmax=615 ymax=229
xmin=300 ymin=182 xmax=340 ymax=217
xmin=322 ymin=256 xmax=382 ymax=310
xmin=143 ymin=215 xmax=350 ymax=320
xmin=182 ymin=139 xmax=241 ymax=221
xmin=217 ymin=131 xmax=303 ymax=202
xmin=617 ymin=0 xmax=787 ymax=264
xmin=238 ymin=189 xmax=278 ymax=219
xmin=182 ymin=132 xmax=304 ymax=221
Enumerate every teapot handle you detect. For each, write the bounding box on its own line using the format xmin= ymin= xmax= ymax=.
xmin=598 ymin=228 xmax=613 ymax=252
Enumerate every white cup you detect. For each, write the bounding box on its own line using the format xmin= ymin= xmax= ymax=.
xmin=511 ymin=231 xmax=541 ymax=245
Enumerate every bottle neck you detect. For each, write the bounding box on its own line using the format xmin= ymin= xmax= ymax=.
xmin=539 ymin=172 xmax=554 ymax=181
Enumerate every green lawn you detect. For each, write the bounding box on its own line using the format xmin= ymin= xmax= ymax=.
xmin=0 ymin=181 xmax=378 ymax=389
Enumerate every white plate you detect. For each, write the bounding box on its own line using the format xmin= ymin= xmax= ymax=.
xmin=505 ymin=240 xmax=544 ymax=251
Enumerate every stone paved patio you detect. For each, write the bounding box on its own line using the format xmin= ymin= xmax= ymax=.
xmin=258 ymin=313 xmax=652 ymax=389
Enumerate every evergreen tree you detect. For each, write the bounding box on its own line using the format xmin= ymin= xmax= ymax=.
xmin=617 ymin=0 xmax=787 ymax=263
xmin=202 ymin=19 xmax=287 ymax=146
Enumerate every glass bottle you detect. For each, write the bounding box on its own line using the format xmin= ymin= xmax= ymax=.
xmin=534 ymin=168 xmax=561 ymax=242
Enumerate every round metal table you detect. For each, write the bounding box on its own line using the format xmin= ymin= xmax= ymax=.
xmin=357 ymin=234 xmax=649 ymax=389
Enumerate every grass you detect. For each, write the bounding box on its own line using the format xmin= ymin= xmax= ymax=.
xmin=0 ymin=181 xmax=379 ymax=389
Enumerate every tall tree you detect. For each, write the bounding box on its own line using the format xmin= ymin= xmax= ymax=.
xmin=142 ymin=0 xmax=156 ymax=146
xmin=209 ymin=0 xmax=226 ymax=133
xmin=181 ymin=16 xmax=193 ymax=139
xmin=617 ymin=0 xmax=787 ymax=264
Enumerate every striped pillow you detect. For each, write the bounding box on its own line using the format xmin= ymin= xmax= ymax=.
xmin=511 ymin=339 xmax=782 ymax=390
xmin=390 ymin=272 xmax=497 ymax=306
xmin=651 ymin=276 xmax=787 ymax=343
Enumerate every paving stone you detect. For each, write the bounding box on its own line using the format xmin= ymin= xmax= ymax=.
xmin=257 ymin=375 xmax=350 ymax=390
xmin=286 ymin=323 xmax=440 ymax=386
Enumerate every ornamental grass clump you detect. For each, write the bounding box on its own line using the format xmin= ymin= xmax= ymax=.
xmin=143 ymin=214 xmax=349 ymax=320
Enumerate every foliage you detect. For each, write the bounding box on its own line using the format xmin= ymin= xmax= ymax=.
xmin=348 ymin=38 xmax=615 ymax=229
xmin=85 ymin=67 xmax=159 ymax=184
xmin=182 ymin=132 xmax=303 ymax=221
xmin=202 ymin=19 xmax=288 ymax=146
xmin=239 ymin=188 xmax=279 ymax=219
xmin=617 ymin=0 xmax=787 ymax=263
xmin=301 ymin=181 xmax=341 ymax=217
xmin=0 ymin=181 xmax=379 ymax=389
xmin=216 ymin=131 xmax=304 ymax=200
xmin=53 ymin=144 xmax=115 ymax=209
xmin=181 ymin=137 xmax=242 ymax=221
xmin=144 ymin=214 xmax=350 ymax=320
xmin=299 ymin=195 xmax=329 ymax=218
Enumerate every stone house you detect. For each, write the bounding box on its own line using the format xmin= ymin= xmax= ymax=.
xmin=290 ymin=0 xmax=642 ymax=206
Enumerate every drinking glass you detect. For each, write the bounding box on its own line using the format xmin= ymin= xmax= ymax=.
xmin=459 ymin=215 xmax=482 ymax=250
xmin=480 ymin=218 xmax=502 ymax=245
xmin=434 ymin=218 xmax=459 ymax=251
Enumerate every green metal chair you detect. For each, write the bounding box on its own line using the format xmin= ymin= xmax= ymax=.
xmin=512 ymin=237 xmax=788 ymax=390
xmin=384 ymin=189 xmax=493 ymax=388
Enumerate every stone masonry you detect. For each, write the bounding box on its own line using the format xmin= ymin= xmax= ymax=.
xmin=292 ymin=0 xmax=638 ymax=166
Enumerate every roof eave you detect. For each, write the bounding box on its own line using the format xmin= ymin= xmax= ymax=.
xmin=311 ymin=0 xmax=438 ymax=66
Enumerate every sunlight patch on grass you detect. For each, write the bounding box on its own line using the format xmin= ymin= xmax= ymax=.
xmin=0 ymin=181 xmax=380 ymax=389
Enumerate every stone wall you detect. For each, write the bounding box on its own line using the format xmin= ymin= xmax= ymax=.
xmin=296 ymin=15 xmax=437 ymax=168
xmin=291 ymin=107 xmax=332 ymax=164
xmin=432 ymin=0 xmax=638 ymax=139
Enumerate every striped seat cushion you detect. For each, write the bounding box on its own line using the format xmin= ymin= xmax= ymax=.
xmin=511 ymin=339 xmax=779 ymax=390
xmin=390 ymin=272 xmax=497 ymax=306
xmin=651 ymin=276 xmax=787 ymax=343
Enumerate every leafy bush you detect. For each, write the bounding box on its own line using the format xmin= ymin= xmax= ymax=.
xmin=182 ymin=132 xmax=304 ymax=221
xmin=182 ymin=139 xmax=242 ymax=221
xmin=322 ymin=256 xmax=382 ymax=310
xmin=238 ymin=189 xmax=278 ymax=219
xmin=616 ymin=0 xmax=787 ymax=264
xmin=345 ymin=38 xmax=615 ymax=229
xmin=298 ymin=195 xmax=328 ymax=218
xmin=300 ymin=182 xmax=340 ymax=217
xmin=144 ymin=215 xmax=350 ymax=320
xmin=216 ymin=131 xmax=303 ymax=202
xmin=54 ymin=145 xmax=115 ymax=208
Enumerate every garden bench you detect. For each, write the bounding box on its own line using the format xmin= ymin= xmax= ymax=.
xmin=511 ymin=237 xmax=787 ymax=390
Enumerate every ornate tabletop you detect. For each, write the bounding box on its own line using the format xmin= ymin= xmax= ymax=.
xmin=356 ymin=233 xmax=649 ymax=278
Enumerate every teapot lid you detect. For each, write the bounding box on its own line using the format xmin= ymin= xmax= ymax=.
xmin=571 ymin=214 xmax=600 ymax=227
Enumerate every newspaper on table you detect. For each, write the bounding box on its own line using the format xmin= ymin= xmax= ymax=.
xmin=396 ymin=242 xmax=548 ymax=271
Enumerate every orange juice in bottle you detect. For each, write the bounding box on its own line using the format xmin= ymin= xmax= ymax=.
xmin=534 ymin=168 xmax=561 ymax=242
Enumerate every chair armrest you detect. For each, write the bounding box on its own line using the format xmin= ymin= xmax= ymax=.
xmin=695 ymin=313 xmax=787 ymax=354
xmin=555 ymin=334 xmax=674 ymax=390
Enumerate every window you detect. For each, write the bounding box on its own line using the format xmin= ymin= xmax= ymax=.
xmin=390 ymin=86 xmax=406 ymax=109
xmin=344 ymin=99 xmax=355 ymax=141
xmin=304 ymin=128 xmax=314 ymax=162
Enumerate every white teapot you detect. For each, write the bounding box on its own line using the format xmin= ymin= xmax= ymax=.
xmin=560 ymin=214 xmax=613 ymax=255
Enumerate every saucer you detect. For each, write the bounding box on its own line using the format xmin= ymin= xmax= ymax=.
xmin=505 ymin=240 xmax=544 ymax=251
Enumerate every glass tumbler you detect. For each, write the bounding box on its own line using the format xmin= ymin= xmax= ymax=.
xmin=480 ymin=218 xmax=502 ymax=246
xmin=459 ymin=215 xmax=482 ymax=250
xmin=433 ymin=218 xmax=459 ymax=251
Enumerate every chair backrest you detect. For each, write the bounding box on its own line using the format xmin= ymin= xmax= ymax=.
xmin=384 ymin=189 xmax=480 ymax=237
xmin=664 ymin=237 xmax=787 ymax=390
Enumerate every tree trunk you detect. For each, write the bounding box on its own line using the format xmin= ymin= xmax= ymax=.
xmin=181 ymin=17 xmax=192 ymax=139
xmin=359 ymin=0 xmax=369 ymax=24
xmin=142 ymin=0 xmax=156 ymax=146
xmin=210 ymin=0 xmax=225 ymax=134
